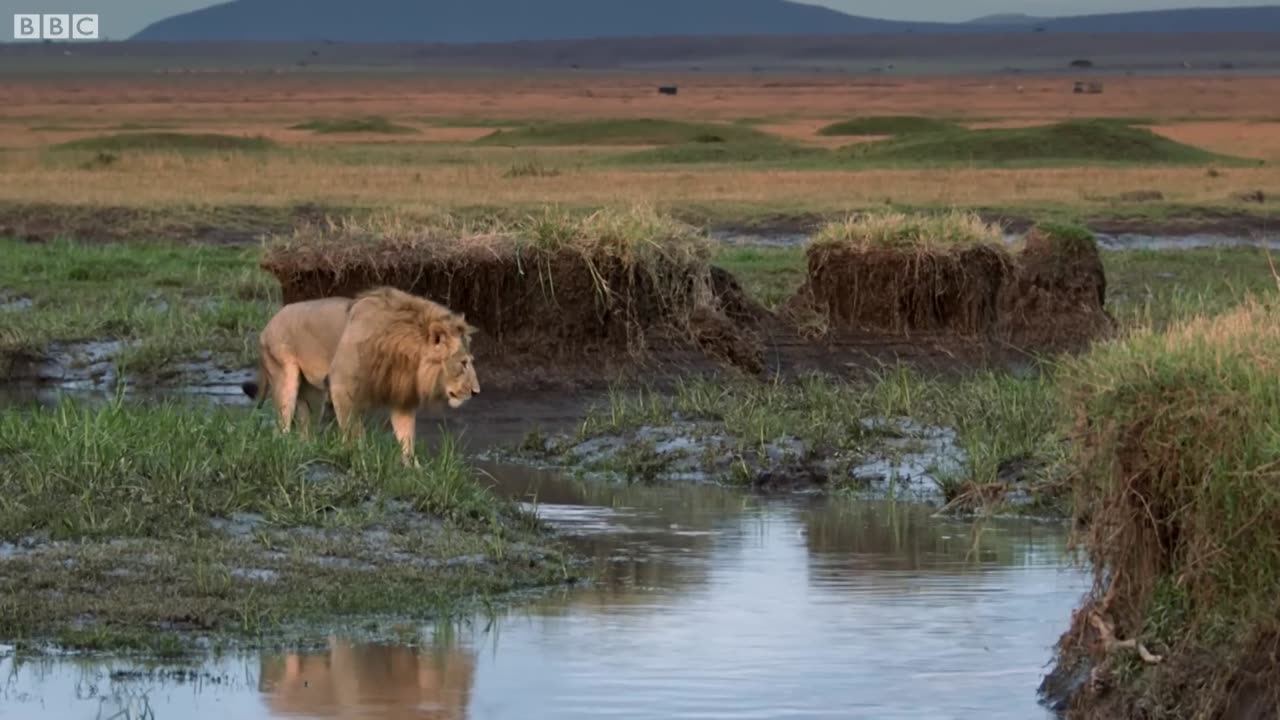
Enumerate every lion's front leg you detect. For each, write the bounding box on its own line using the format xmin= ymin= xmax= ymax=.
xmin=328 ymin=381 xmax=364 ymax=447
xmin=390 ymin=407 xmax=419 ymax=467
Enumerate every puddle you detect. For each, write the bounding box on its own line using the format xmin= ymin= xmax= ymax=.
xmin=1090 ymin=231 xmax=1280 ymax=251
xmin=6 ymin=340 xmax=127 ymax=391
xmin=2 ymin=463 xmax=1088 ymax=720
xmin=0 ymin=290 xmax=32 ymax=312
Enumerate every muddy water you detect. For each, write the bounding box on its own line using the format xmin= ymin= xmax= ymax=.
xmin=1 ymin=462 xmax=1088 ymax=720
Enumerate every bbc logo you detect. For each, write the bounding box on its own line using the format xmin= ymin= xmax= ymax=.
xmin=12 ymin=13 xmax=100 ymax=40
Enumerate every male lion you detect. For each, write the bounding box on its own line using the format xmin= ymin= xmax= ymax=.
xmin=241 ymin=296 xmax=355 ymax=436
xmin=243 ymin=288 xmax=475 ymax=443
xmin=325 ymin=287 xmax=480 ymax=466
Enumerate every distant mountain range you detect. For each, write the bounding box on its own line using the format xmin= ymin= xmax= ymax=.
xmin=131 ymin=2 xmax=1280 ymax=43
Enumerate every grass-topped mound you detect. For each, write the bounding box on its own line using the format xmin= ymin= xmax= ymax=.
xmin=789 ymin=211 xmax=1112 ymax=352
xmin=52 ymin=132 xmax=275 ymax=153
xmin=794 ymin=211 xmax=1014 ymax=336
xmin=291 ymin=116 xmax=418 ymax=134
xmin=259 ymin=206 xmax=764 ymax=373
xmin=997 ymin=222 xmax=1114 ymax=352
xmin=1045 ymin=300 xmax=1280 ymax=719
xmin=817 ymin=116 xmax=962 ymax=137
xmin=475 ymin=118 xmax=771 ymax=147
xmin=0 ymin=398 xmax=568 ymax=652
xmin=841 ymin=120 xmax=1243 ymax=167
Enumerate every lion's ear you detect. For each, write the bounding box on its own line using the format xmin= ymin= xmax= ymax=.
xmin=427 ymin=320 xmax=452 ymax=349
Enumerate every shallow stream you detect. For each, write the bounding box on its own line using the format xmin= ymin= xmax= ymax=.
xmin=1 ymin=463 xmax=1088 ymax=720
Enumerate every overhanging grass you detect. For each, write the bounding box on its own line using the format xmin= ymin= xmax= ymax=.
xmin=0 ymin=399 xmax=569 ymax=652
xmin=291 ymin=116 xmax=418 ymax=134
xmin=52 ymin=132 xmax=276 ymax=153
xmin=475 ymin=118 xmax=772 ymax=146
xmin=1052 ymin=298 xmax=1280 ymax=717
xmin=269 ymin=204 xmax=710 ymax=273
xmin=840 ymin=120 xmax=1248 ymax=167
xmin=811 ymin=209 xmax=1006 ymax=250
xmin=817 ymin=115 xmax=962 ymax=137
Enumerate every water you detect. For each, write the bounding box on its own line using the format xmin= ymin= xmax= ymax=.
xmin=0 ymin=464 xmax=1089 ymax=720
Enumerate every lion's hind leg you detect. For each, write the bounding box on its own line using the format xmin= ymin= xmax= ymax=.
xmin=295 ymin=381 xmax=328 ymax=439
xmin=268 ymin=356 xmax=303 ymax=434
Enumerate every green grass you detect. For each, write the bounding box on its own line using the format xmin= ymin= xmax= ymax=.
xmin=817 ymin=116 xmax=962 ymax=137
xmin=611 ymin=140 xmax=825 ymax=165
xmin=51 ymin=132 xmax=276 ymax=153
xmin=0 ymin=399 xmax=570 ymax=653
xmin=291 ymin=116 xmax=418 ymax=135
xmin=0 ymin=238 xmax=271 ymax=376
xmin=712 ymin=245 xmax=806 ymax=310
xmin=840 ymin=120 xmax=1248 ymax=168
xmin=475 ymin=118 xmax=772 ymax=147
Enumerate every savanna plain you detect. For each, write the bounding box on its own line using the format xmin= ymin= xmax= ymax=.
xmin=1 ymin=63 xmax=1279 ymax=719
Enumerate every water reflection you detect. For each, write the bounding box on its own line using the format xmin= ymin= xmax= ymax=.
xmin=259 ymin=638 xmax=474 ymax=719
xmin=1 ymin=463 xmax=1088 ymax=720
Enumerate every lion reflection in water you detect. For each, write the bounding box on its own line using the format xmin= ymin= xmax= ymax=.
xmin=260 ymin=637 xmax=474 ymax=719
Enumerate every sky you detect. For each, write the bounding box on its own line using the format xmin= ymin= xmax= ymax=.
xmin=3 ymin=0 xmax=1277 ymax=41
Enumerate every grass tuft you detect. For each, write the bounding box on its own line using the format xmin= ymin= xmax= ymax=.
xmin=811 ymin=209 xmax=1005 ymax=250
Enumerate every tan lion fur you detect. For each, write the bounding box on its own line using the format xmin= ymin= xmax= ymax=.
xmin=326 ymin=286 xmax=479 ymax=466
xmin=242 ymin=296 xmax=356 ymax=436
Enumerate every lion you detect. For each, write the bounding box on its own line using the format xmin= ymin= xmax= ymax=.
xmin=325 ymin=286 xmax=480 ymax=466
xmin=242 ymin=288 xmax=476 ymax=447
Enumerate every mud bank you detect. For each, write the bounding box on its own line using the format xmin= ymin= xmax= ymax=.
xmin=790 ymin=220 xmax=1114 ymax=355
xmin=498 ymin=413 xmax=1052 ymax=514
xmin=254 ymin=212 xmax=1112 ymax=393
xmin=260 ymin=210 xmax=768 ymax=381
xmin=1041 ymin=301 xmax=1280 ymax=719
xmin=0 ymin=400 xmax=578 ymax=655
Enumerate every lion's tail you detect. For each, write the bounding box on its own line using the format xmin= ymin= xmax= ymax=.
xmin=241 ymin=353 xmax=268 ymax=408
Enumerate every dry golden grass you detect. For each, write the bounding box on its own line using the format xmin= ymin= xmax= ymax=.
xmin=5 ymin=73 xmax=1280 ymax=126
xmin=2 ymin=72 xmax=1276 ymax=214
xmin=0 ymin=147 xmax=1275 ymax=211
xmin=1149 ymin=121 xmax=1280 ymax=161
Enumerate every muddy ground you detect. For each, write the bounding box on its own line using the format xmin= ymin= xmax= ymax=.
xmin=0 ymin=201 xmax=1274 ymax=248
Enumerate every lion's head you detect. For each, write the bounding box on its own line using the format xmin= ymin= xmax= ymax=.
xmin=425 ymin=344 xmax=480 ymax=409
xmin=346 ymin=287 xmax=480 ymax=409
